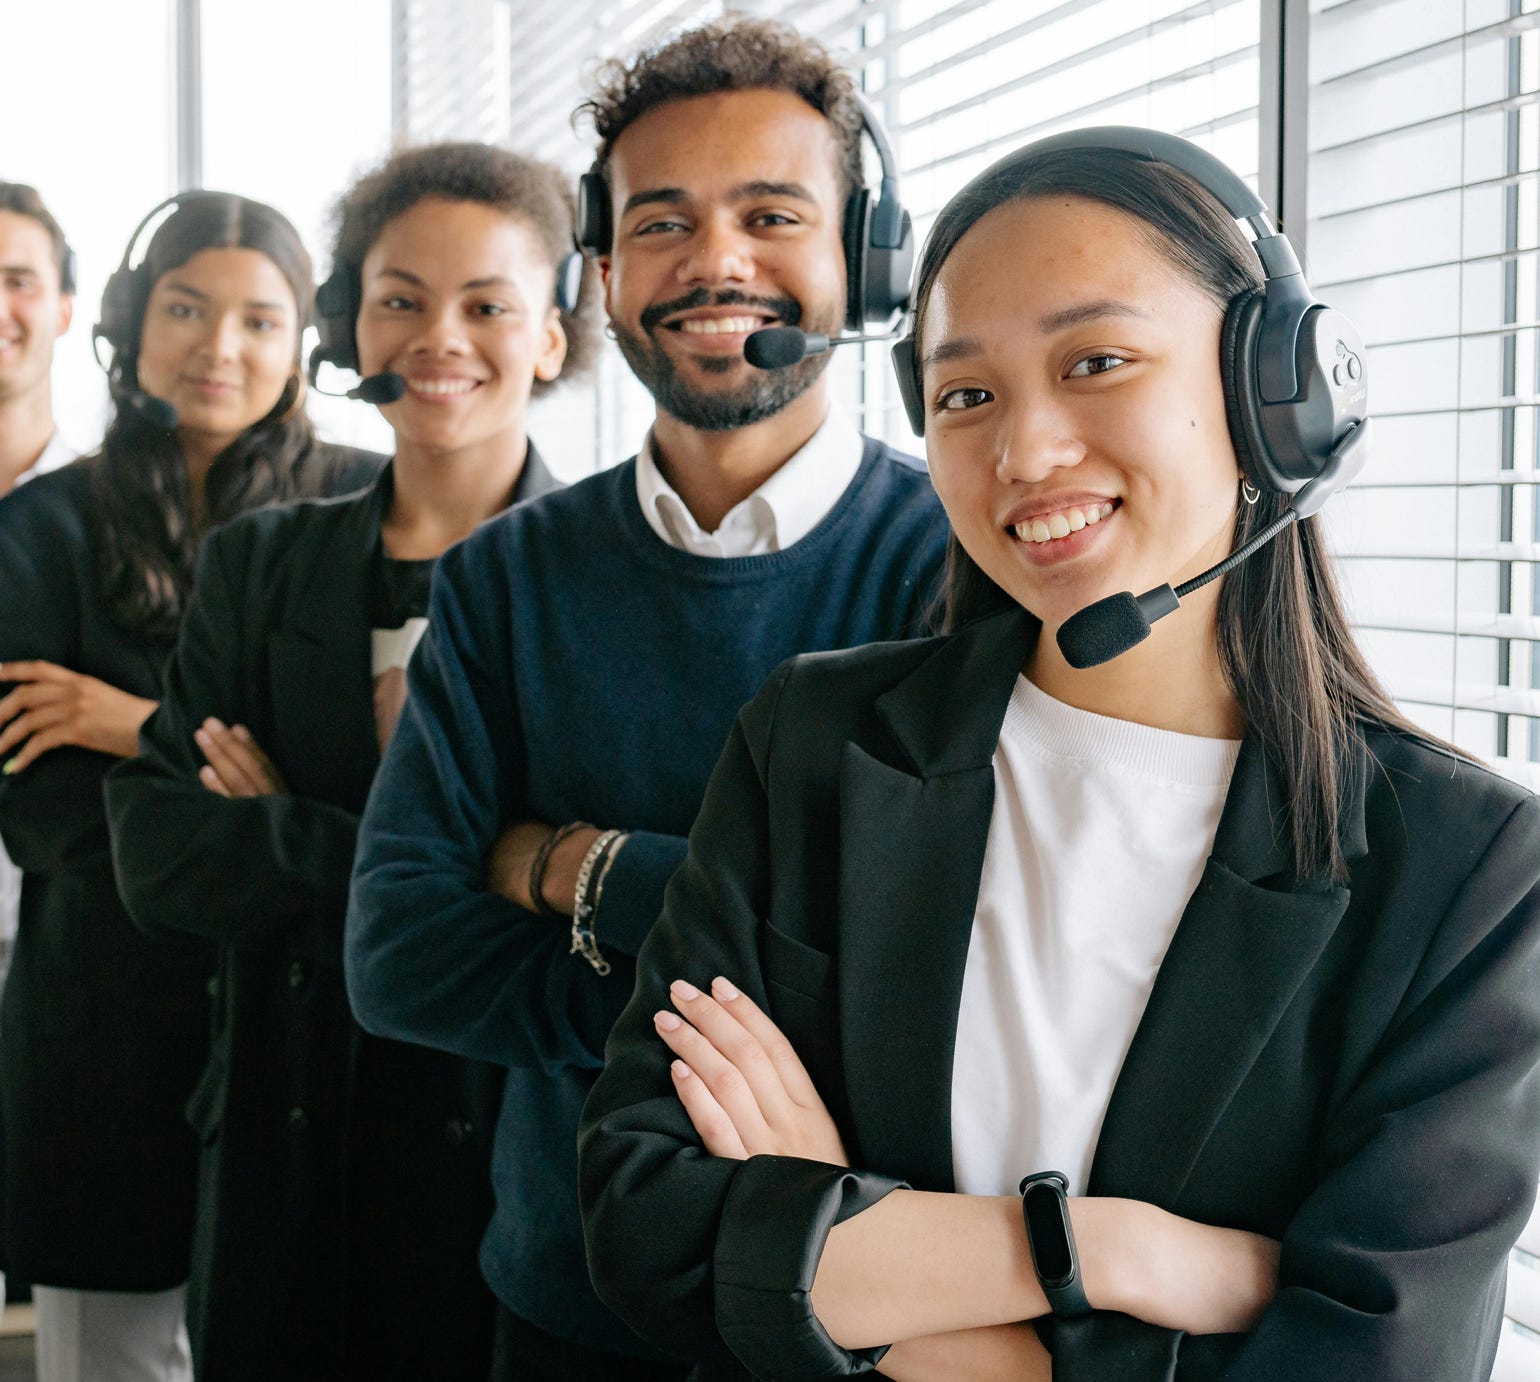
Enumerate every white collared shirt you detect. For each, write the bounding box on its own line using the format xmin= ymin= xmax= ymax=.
xmin=634 ymin=405 xmax=864 ymax=557
xmin=1 ymin=430 xmax=79 ymax=981
xmin=13 ymin=430 xmax=77 ymax=488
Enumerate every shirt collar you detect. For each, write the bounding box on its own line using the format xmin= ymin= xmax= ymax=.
xmin=14 ymin=430 xmax=78 ymax=487
xmin=634 ymin=404 xmax=864 ymax=557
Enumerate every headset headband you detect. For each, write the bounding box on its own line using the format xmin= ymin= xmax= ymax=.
xmin=92 ymin=189 xmax=219 ymax=372
xmin=892 ymin=123 xmax=1369 ymax=512
xmin=112 ymin=190 xmax=219 ymax=279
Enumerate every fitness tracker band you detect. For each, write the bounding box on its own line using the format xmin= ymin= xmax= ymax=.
xmin=1019 ymin=1170 xmax=1092 ymax=1318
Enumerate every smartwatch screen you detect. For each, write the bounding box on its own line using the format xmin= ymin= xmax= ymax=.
xmin=1023 ymin=1181 xmax=1074 ymax=1284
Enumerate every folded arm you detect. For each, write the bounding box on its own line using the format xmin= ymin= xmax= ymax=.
xmin=581 ymin=665 xmax=1277 ymax=1382
xmin=344 ymin=536 xmax=644 ymax=1071
xmin=1188 ymin=795 xmax=1540 ymax=1380
xmin=105 ymin=526 xmax=361 ymax=961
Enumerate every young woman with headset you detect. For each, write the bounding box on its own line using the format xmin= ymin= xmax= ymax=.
xmin=103 ymin=144 xmax=597 ymax=1381
xmin=0 ymin=193 xmax=378 ymax=1381
xmin=579 ymin=131 xmax=1540 ymax=1380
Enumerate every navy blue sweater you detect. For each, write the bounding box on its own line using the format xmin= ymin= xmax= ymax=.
xmin=344 ymin=439 xmax=947 ymax=1355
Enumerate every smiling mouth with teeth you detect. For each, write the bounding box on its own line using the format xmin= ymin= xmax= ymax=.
xmin=407 ymin=378 xmax=478 ymax=396
xmin=672 ymin=316 xmax=771 ymax=336
xmin=1013 ymin=501 xmax=1115 ymax=544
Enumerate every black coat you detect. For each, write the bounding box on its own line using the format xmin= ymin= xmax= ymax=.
xmin=580 ymin=606 xmax=1540 ymax=1381
xmin=104 ymin=454 xmax=557 ymax=1381
xmin=0 ymin=444 xmax=379 ymax=1290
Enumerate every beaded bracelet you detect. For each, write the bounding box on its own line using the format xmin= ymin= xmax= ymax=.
xmin=571 ymin=829 xmax=626 ymax=976
xmin=527 ymin=821 xmax=590 ymax=920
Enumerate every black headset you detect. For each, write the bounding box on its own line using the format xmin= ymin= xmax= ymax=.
xmin=574 ymin=91 xmax=915 ymax=332
xmin=92 ymin=190 xmax=225 ymax=375
xmin=309 ymin=237 xmax=585 ymax=382
xmin=891 ymin=126 xmax=1369 ymax=510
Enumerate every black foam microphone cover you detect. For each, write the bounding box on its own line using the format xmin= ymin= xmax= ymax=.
xmin=127 ymin=390 xmax=179 ymax=431
xmin=745 ymin=327 xmax=821 ymax=370
xmin=349 ymin=372 xmax=407 ymax=405
xmin=1056 ymin=585 xmax=1180 ymax=670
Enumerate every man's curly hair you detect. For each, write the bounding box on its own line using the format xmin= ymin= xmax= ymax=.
xmin=576 ymin=17 xmax=864 ymax=205
xmin=328 ymin=142 xmax=599 ymax=388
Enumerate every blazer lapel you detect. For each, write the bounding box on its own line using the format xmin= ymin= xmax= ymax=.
xmin=1088 ymin=735 xmax=1366 ymax=1206
xmin=266 ymin=474 xmax=387 ymax=811
xmin=838 ymin=608 xmax=1035 ymax=1190
xmin=515 ymin=441 xmax=560 ymax=502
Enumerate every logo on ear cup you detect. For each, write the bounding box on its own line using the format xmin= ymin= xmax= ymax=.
xmin=1331 ymin=338 xmax=1363 ymax=390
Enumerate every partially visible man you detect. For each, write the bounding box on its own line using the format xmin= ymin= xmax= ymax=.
xmin=0 ymin=183 xmax=76 ymax=972
xmin=346 ymin=17 xmax=947 ymax=1381
xmin=0 ymin=183 xmax=75 ymax=499
xmin=0 ymin=177 xmax=76 ymax=1329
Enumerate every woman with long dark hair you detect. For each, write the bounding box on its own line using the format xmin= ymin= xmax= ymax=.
xmin=104 ymin=144 xmax=598 ymax=1381
xmin=0 ymin=192 xmax=378 ymax=1381
xmin=579 ymin=132 xmax=1540 ymax=1380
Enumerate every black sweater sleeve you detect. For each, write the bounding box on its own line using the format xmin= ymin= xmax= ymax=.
xmin=106 ymin=520 xmax=362 ymax=964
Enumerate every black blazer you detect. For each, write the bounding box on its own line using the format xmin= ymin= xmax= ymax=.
xmin=580 ymin=606 xmax=1540 ymax=1382
xmin=104 ymin=454 xmax=557 ymax=1379
xmin=0 ymin=443 xmax=379 ymax=1291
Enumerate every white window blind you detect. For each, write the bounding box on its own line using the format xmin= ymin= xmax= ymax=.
xmin=0 ymin=0 xmax=180 ymax=448
xmin=1313 ymin=0 xmax=1540 ymax=785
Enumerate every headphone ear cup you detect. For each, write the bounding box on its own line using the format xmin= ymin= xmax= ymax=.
xmin=890 ymin=335 xmax=925 ymax=436
xmin=841 ymin=187 xmax=871 ymax=332
xmin=95 ymin=264 xmax=147 ymax=359
xmin=310 ymin=268 xmax=361 ymax=377
xmin=576 ymin=169 xmax=610 ymax=257
xmin=1220 ymin=286 xmax=1271 ymax=494
xmin=863 ymin=207 xmax=914 ymax=323
xmin=554 ymin=250 xmax=584 ymax=315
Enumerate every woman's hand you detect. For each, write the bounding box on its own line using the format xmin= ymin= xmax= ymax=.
xmin=194 ymin=718 xmax=287 ymax=797
xmin=655 ymin=976 xmax=848 ymax=1165
xmin=0 ymin=660 xmax=157 ymax=770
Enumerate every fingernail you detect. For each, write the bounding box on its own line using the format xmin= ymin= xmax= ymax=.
xmin=2 ymin=758 xmax=18 ymax=776
xmin=670 ymin=979 xmax=699 ymax=1002
xmin=654 ymin=1011 xmax=682 ymax=1032
xmin=671 ymin=1060 xmax=691 ymax=1080
xmin=194 ymin=729 xmax=209 ymax=744
xmin=711 ymin=976 xmax=739 ymax=1000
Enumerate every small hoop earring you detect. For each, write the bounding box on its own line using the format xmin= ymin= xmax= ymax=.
xmin=603 ymin=322 xmax=618 ymax=342
xmin=1241 ymin=478 xmax=1261 ymax=506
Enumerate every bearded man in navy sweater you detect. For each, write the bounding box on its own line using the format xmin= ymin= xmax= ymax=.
xmin=344 ymin=17 xmax=948 ymax=1381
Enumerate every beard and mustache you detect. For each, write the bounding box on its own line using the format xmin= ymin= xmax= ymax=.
xmin=610 ymin=286 xmax=839 ymax=432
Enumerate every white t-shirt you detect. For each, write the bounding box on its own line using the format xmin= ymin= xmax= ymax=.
xmin=634 ymin=405 xmax=863 ymax=557
xmin=1 ymin=431 xmax=79 ymax=981
xmin=950 ymin=675 xmax=1240 ymax=1198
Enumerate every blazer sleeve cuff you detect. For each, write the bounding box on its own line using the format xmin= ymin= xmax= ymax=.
xmin=713 ymin=1155 xmax=907 ymax=1382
